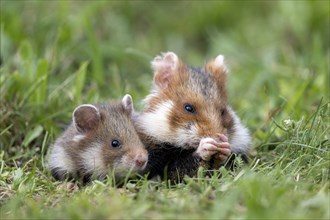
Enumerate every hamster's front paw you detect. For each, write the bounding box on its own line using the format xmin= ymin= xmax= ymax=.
xmin=214 ymin=134 xmax=231 ymax=164
xmin=196 ymin=137 xmax=221 ymax=161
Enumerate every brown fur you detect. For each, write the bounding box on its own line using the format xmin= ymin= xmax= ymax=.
xmin=148 ymin=57 xmax=233 ymax=145
xmin=136 ymin=52 xmax=250 ymax=182
xmin=205 ymin=59 xmax=228 ymax=98
xmin=48 ymin=99 xmax=148 ymax=184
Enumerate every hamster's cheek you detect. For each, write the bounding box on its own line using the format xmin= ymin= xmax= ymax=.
xmin=102 ymin=147 xmax=123 ymax=166
xmin=174 ymin=125 xmax=200 ymax=147
xmin=111 ymin=155 xmax=139 ymax=178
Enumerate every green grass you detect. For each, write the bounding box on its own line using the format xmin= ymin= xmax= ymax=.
xmin=0 ymin=1 xmax=329 ymax=219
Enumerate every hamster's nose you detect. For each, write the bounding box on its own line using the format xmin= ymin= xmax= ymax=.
xmin=134 ymin=154 xmax=147 ymax=169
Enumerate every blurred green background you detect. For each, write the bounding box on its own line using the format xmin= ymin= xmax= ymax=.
xmin=1 ymin=0 xmax=328 ymax=160
xmin=0 ymin=1 xmax=329 ymax=219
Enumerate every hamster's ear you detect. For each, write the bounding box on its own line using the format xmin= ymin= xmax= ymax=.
xmin=205 ymin=54 xmax=229 ymax=98
xmin=73 ymin=104 xmax=101 ymax=133
xmin=205 ymin=54 xmax=228 ymax=85
xmin=151 ymin=51 xmax=179 ymax=89
xmin=122 ymin=94 xmax=134 ymax=115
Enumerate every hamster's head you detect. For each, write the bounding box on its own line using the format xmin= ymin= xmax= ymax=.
xmin=139 ymin=52 xmax=235 ymax=149
xmin=72 ymin=94 xmax=148 ymax=179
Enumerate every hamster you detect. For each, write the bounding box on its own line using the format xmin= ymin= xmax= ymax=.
xmin=134 ymin=52 xmax=251 ymax=181
xmin=47 ymin=95 xmax=148 ymax=184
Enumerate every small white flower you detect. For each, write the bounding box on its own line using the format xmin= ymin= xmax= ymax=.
xmin=283 ymin=119 xmax=293 ymax=127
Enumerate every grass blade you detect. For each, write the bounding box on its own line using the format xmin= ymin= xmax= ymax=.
xmin=73 ymin=61 xmax=88 ymax=103
xmin=34 ymin=59 xmax=49 ymax=104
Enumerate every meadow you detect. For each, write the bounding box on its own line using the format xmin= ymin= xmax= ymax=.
xmin=0 ymin=1 xmax=329 ymax=219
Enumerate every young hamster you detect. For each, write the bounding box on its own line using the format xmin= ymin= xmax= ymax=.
xmin=134 ymin=52 xmax=251 ymax=181
xmin=47 ymin=95 xmax=148 ymax=184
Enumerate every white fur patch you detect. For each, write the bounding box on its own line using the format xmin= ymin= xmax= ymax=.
xmin=174 ymin=125 xmax=199 ymax=148
xmin=48 ymin=145 xmax=74 ymax=173
xmin=80 ymin=142 xmax=105 ymax=174
xmin=137 ymin=100 xmax=174 ymax=142
xmin=227 ymin=107 xmax=251 ymax=153
xmin=215 ymin=54 xmax=224 ymax=66
xmin=72 ymin=134 xmax=85 ymax=142
xmin=214 ymin=54 xmax=228 ymax=74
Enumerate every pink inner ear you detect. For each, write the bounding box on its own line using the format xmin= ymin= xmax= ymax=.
xmin=160 ymin=67 xmax=171 ymax=80
xmin=154 ymin=67 xmax=172 ymax=89
xmin=152 ymin=52 xmax=178 ymax=89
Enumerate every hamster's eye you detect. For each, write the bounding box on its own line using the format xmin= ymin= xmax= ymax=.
xmin=111 ymin=139 xmax=121 ymax=148
xmin=184 ymin=104 xmax=195 ymax=114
